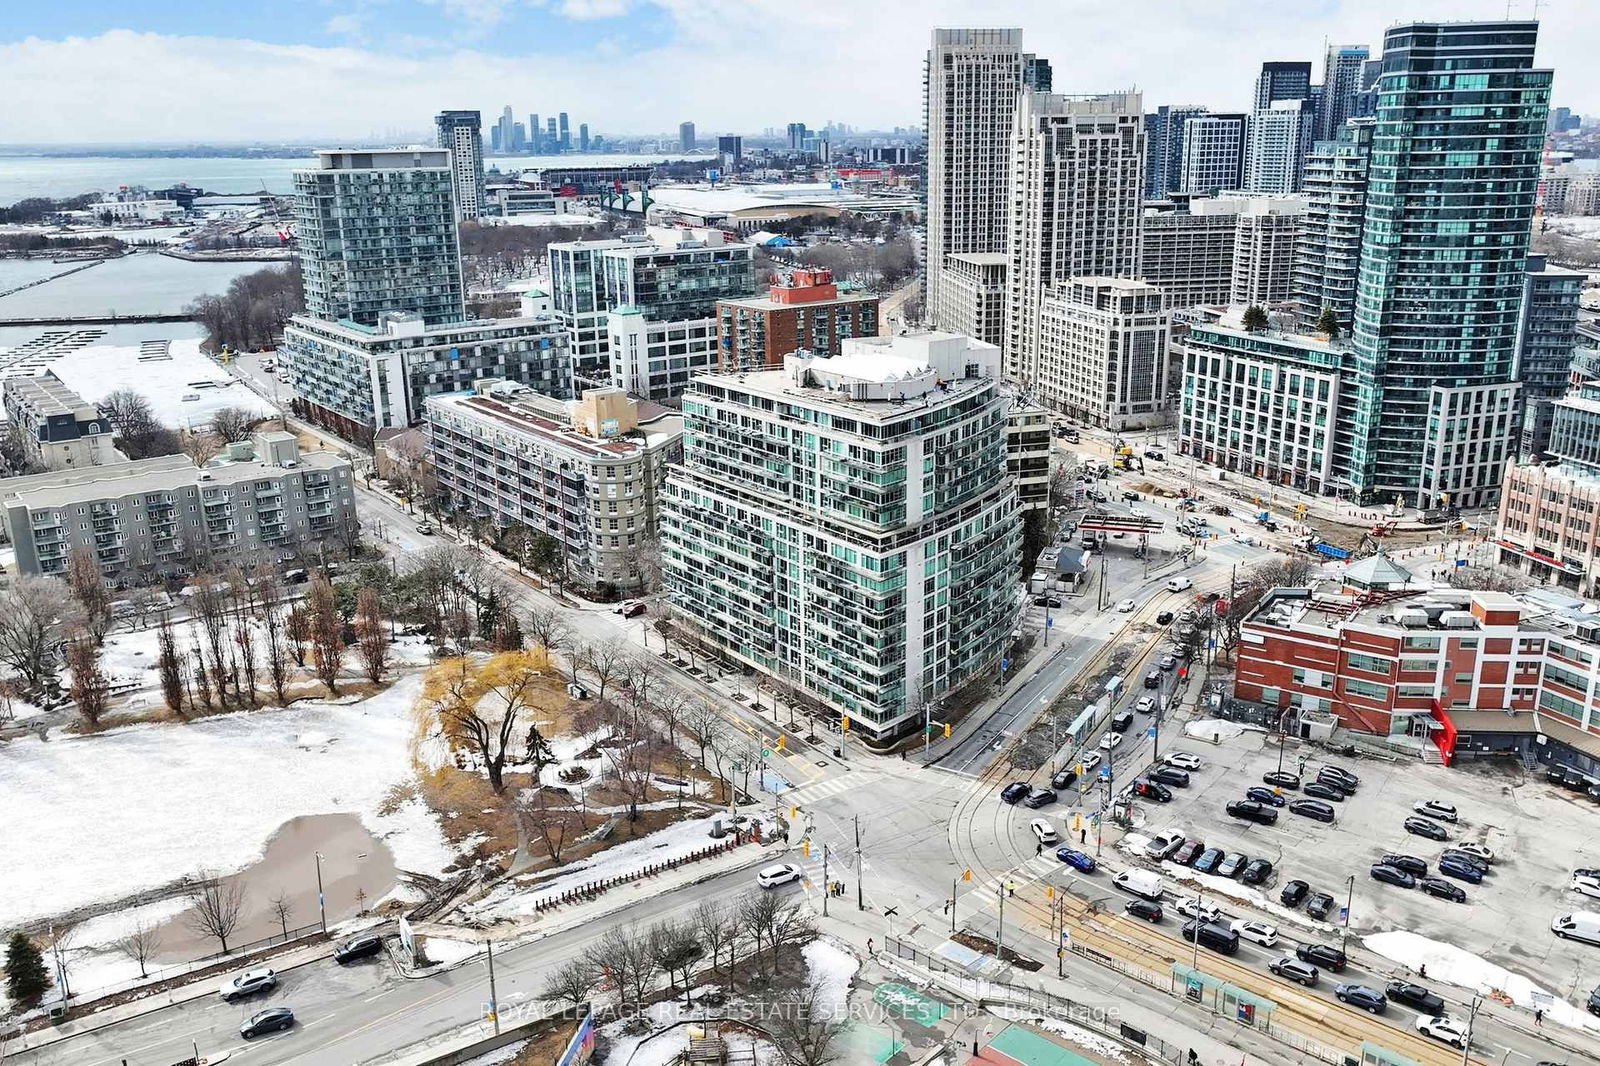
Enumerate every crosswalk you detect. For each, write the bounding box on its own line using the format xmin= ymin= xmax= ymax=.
xmin=961 ymin=853 xmax=1062 ymax=910
xmin=781 ymin=777 xmax=855 ymax=805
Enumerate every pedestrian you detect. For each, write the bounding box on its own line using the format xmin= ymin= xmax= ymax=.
xmin=1535 ymin=1008 xmax=1543 ymax=1027
xmin=1418 ymin=964 xmax=1426 ymax=979
xmin=1188 ymin=1049 xmax=1198 ymax=1066
xmin=1080 ymin=828 xmax=1087 ymax=844
xmin=867 ymin=937 xmax=874 ymax=954
xmin=1036 ymin=842 xmax=1043 ymax=856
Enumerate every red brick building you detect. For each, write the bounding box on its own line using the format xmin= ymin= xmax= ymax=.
xmin=715 ymin=269 xmax=880 ymax=373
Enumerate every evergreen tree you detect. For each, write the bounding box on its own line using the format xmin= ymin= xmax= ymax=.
xmin=1315 ymin=305 xmax=1339 ymax=338
xmin=1242 ymin=305 xmax=1269 ymax=332
xmin=5 ymin=931 xmax=50 ymax=1006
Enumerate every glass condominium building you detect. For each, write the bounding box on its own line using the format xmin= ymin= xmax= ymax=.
xmin=1342 ymin=21 xmax=1551 ymax=508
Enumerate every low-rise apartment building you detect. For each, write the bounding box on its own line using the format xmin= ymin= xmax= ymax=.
xmin=3 ymin=432 xmax=356 ymax=583
xmin=1235 ymin=562 xmax=1600 ymax=776
xmin=714 ymin=269 xmax=880 ymax=373
xmin=423 ymin=382 xmax=683 ymax=588
xmin=1496 ymin=383 xmax=1600 ymax=596
xmin=2 ymin=373 xmax=115 ymax=472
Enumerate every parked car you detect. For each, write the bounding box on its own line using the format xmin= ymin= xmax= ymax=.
xmin=1122 ymin=491 xmax=1141 ymax=502
xmin=1032 ymin=594 xmax=1063 ymax=608
xmin=1164 ymin=751 xmax=1202 ymax=770
xmin=1156 ymin=611 xmax=1175 ymax=626
xmin=1144 ymin=449 xmax=1165 ymax=460
xmin=1056 ymin=847 xmax=1097 ymax=872
xmin=1413 ymin=800 xmax=1459 ymax=823
xmin=1193 ymin=847 xmax=1226 ymax=874
xmin=1452 ymin=841 xmax=1494 ymax=864
xmin=1170 ymin=839 xmax=1205 ymax=866
xmin=1001 ymin=782 xmax=1031 ymax=804
xmin=1078 ymin=751 xmax=1102 ymax=774
xmin=333 ymin=933 xmax=385 ymax=964
xmin=240 ymin=1007 xmax=296 ymax=1039
xmin=414 ymin=522 xmax=436 ymax=535
xmin=1419 ymin=877 xmax=1467 ymax=903
xmin=1335 ymin=984 xmax=1388 ymax=1014
xmin=1572 ymin=873 xmax=1600 ymax=900
xmin=1379 ymin=854 xmax=1428 ymax=878
xmin=1142 ymin=671 xmax=1161 ymax=690
xmin=1022 ymin=787 xmax=1059 ymax=809
xmin=218 ymin=968 xmax=278 ymax=1002
xmin=1305 ymin=892 xmax=1336 ymax=920
xmin=1176 ymin=897 xmax=1222 ymax=923
xmin=1587 ymin=985 xmax=1600 ymax=1018
xmin=1135 ymin=696 xmax=1157 ymax=714
xmin=1242 ymin=858 xmax=1274 ymax=885
xmin=1269 ymin=957 xmax=1319 ymax=987
xmin=1370 ymin=863 xmax=1416 ymax=889
xmin=1125 ymin=899 xmax=1163 ymax=923
xmin=1440 ymin=850 xmax=1489 ymax=876
xmin=1403 ymin=816 xmax=1451 ymax=841
xmin=1415 ymin=1014 xmax=1470 ymax=1049
xmin=1279 ymin=879 xmax=1310 ymax=907
xmin=1303 ymin=781 xmax=1347 ymax=802
xmin=1159 ymin=656 xmax=1176 ymax=671
xmin=1030 ymin=819 xmax=1059 ymax=845
xmin=1437 ymin=856 xmax=1484 ymax=884
xmin=1134 ymin=779 xmax=1172 ymax=802
xmin=1318 ymin=765 xmax=1360 ymax=790
xmin=1115 ymin=599 xmax=1137 ymax=612
xmin=1245 ymin=786 xmax=1287 ymax=807
xmin=1288 ymin=798 xmax=1336 ymax=823
xmin=756 ymin=863 xmax=804 ymax=889
xmin=1296 ymin=943 xmax=1348 ymax=972
xmin=1216 ymin=852 xmax=1249 ymax=878
xmin=1151 ymin=766 xmax=1190 ymax=787
xmin=1262 ymin=771 xmax=1301 ymax=789
xmin=1226 ymin=800 xmax=1278 ymax=825
xmin=1101 ymin=732 xmax=1124 ymax=750
xmin=1231 ymin=919 xmax=1278 ymax=947
xmin=1051 ymin=768 xmax=1079 ymax=790
xmin=1145 ymin=831 xmax=1185 ymax=861
xmin=1386 ymin=981 xmax=1445 ymax=1015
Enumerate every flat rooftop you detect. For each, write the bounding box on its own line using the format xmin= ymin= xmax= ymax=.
xmin=696 ymin=362 xmax=994 ymax=423
xmin=5 ymin=374 xmax=93 ymax=417
xmin=718 ymin=289 xmax=880 ymax=313
xmin=427 ymin=391 xmax=682 ymax=456
xmin=11 ymin=450 xmax=345 ymax=511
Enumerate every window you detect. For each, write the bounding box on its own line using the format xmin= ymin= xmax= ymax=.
xmin=1344 ymin=678 xmax=1389 ymax=699
xmin=1347 ymin=653 xmax=1391 ymax=675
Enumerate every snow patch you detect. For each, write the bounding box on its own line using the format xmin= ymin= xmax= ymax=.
xmin=460 ymin=1039 xmax=529 ymax=1066
xmin=989 ymin=1007 xmax=1128 ymax=1061
xmin=420 ymin=937 xmax=482 ymax=965
xmin=1182 ymin=719 xmax=1260 ymax=742
xmin=803 ymin=938 xmax=858 ymax=1015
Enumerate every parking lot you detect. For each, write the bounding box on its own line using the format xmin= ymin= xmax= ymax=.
xmin=1117 ymin=724 xmax=1600 ymax=999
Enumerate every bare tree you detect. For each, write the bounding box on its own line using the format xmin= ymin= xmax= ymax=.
xmin=189 ymin=580 xmax=232 ymax=703
xmin=267 ymin=892 xmax=294 ymax=939
xmin=519 ymin=786 xmax=581 ymax=862
xmin=126 ymin=589 xmax=167 ymax=630
xmin=65 ymin=635 xmax=108 ymax=728
xmin=285 ymin=602 xmax=309 ymax=667
xmin=180 ymin=430 xmax=223 ymax=469
xmin=521 ymin=604 xmax=571 ymax=675
xmin=683 ymin=699 xmax=722 ymax=770
xmin=764 ymin=978 xmax=847 ymax=1066
xmin=186 ymin=870 xmax=247 ymax=954
xmin=582 ymin=924 xmax=658 ymax=1014
xmin=540 ymin=956 xmax=597 ymax=1012
xmin=649 ymin=919 xmax=703 ymax=1005
xmin=209 ymin=406 xmax=257 ymax=443
xmin=354 ymin=587 xmax=390 ymax=683
xmin=261 ymin=601 xmax=291 ymax=702
xmin=436 ymin=652 xmax=545 ymax=793
xmin=577 ymin=639 xmax=628 ymax=703
xmin=307 ymin=577 xmax=343 ymax=695
xmin=65 ymin=546 xmax=112 ymax=643
xmin=113 ymin=919 xmax=163 ymax=979
xmin=0 ymin=577 xmax=83 ymax=697
xmin=694 ymin=898 xmax=739 ymax=985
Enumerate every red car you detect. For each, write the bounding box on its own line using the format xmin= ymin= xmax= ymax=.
xmin=1169 ymin=839 xmax=1205 ymax=866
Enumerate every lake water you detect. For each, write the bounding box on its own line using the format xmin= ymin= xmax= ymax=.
xmin=0 ymin=253 xmax=281 ymax=318
xmin=0 ymin=152 xmax=690 ymax=203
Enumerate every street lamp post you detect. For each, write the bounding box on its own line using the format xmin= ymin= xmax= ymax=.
xmin=1340 ymin=874 xmax=1355 ymax=952
xmin=1460 ymin=996 xmax=1481 ymax=1066
xmin=314 ymin=852 xmax=327 ymax=933
xmin=1190 ymin=890 xmax=1203 ymax=972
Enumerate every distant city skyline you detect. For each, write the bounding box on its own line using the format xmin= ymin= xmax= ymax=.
xmin=1 ymin=0 xmax=1594 ymax=143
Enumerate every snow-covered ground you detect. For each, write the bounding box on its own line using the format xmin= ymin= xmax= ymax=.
xmin=420 ymin=936 xmax=483 ymax=966
xmin=47 ymin=337 xmax=273 ymax=429
xmin=803 ymin=938 xmax=858 ymax=1014
xmin=1182 ymin=719 xmax=1261 ymax=742
xmin=1115 ymin=832 xmax=1336 ymax=936
xmin=1364 ymin=930 xmax=1600 ymax=1034
xmin=1544 ymin=216 xmax=1600 ymax=241
xmin=460 ymin=1040 xmax=530 ymax=1066
xmin=0 ymin=670 xmax=452 ymax=928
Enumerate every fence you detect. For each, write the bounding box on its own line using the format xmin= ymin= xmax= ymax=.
xmin=526 ymin=837 xmax=747 ymax=914
xmin=881 ymin=937 xmax=1184 ymax=1064
xmin=67 ymin=919 xmax=326 ymax=1005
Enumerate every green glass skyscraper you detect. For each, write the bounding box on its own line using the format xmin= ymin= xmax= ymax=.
xmin=1342 ymin=21 xmax=1551 ymax=509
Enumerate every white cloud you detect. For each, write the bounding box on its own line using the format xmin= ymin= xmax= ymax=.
xmin=0 ymin=2 xmax=1596 ymax=143
xmin=325 ymin=13 xmax=366 ymax=36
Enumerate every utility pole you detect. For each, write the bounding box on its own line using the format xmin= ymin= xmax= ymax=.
xmin=950 ymin=873 xmax=959 ymax=933
xmin=854 ymin=815 xmax=864 ymax=911
xmin=485 ymin=938 xmax=501 ymax=1036
xmin=1191 ymin=890 xmax=1203 ymax=972
xmin=314 ymin=852 xmax=327 ymax=933
xmin=1340 ymin=874 xmax=1355 ymax=953
xmin=1460 ymin=996 xmax=1481 ymax=1066
xmin=997 ymin=880 xmax=1007 ymax=957
xmin=822 ymin=845 xmax=830 ymax=917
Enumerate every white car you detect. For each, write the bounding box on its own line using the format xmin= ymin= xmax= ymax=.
xmin=1231 ymin=919 xmax=1279 ymax=948
xmin=1030 ymin=818 xmax=1059 ymax=845
xmin=1233 ymin=534 xmax=1255 ymax=545
xmin=1452 ymin=841 xmax=1494 ymax=864
xmin=1413 ymin=800 xmax=1459 ymax=823
xmin=218 ymin=968 xmax=277 ymax=1002
xmin=1115 ymin=599 xmax=1137 ymax=613
xmin=1101 ymin=732 xmax=1124 ymax=751
xmin=756 ymin=863 xmax=803 ymax=889
xmin=1415 ymin=1014 xmax=1470 ymax=1049
xmin=1163 ymin=751 xmax=1203 ymax=771
xmin=1572 ymin=874 xmax=1600 ymax=900
xmin=1175 ymin=897 xmax=1221 ymax=924
xmin=1078 ymin=751 xmax=1103 ymax=774
xmin=1144 ymin=831 xmax=1185 ymax=860
xmin=1135 ymin=696 xmax=1156 ymax=713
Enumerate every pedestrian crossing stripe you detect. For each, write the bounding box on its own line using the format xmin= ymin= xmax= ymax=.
xmin=783 ymin=777 xmax=853 ymax=804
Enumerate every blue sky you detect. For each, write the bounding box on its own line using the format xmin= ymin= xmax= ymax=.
xmin=1 ymin=1 xmax=1594 ymax=144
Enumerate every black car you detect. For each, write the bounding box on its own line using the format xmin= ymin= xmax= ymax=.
xmin=1440 ymin=850 xmax=1489 ymax=876
xmin=1032 ymin=594 xmax=1063 ymax=608
xmin=1386 ymin=981 xmax=1445 ymax=1015
xmin=1262 ymin=771 xmax=1301 ymax=789
xmin=1280 ymin=879 xmax=1310 ymax=907
xmin=1437 ymin=856 xmax=1483 ymax=884
xmin=1587 ymin=985 xmax=1600 ymax=1018
xmin=1318 ymin=765 xmax=1360 ymax=791
xmin=1335 ymin=983 xmax=1388 ymax=1014
xmin=333 ymin=932 xmax=385 ymax=964
xmin=1370 ymin=863 xmax=1416 ymax=888
xmin=1289 ymin=798 xmax=1336 ymax=823
xmin=1157 ymin=610 xmax=1175 ymax=625
xmin=1379 ymin=854 xmax=1428 ymax=878
xmin=1181 ymin=920 xmax=1240 ymax=955
xmin=1419 ymin=877 xmax=1466 ymax=903
xmin=240 ymin=1007 xmax=296 ymax=1039
xmin=1022 ymin=788 xmax=1059 ymax=809
xmin=1227 ymin=800 xmax=1278 ymax=825
xmin=1112 ymin=710 xmax=1135 ymax=732
xmin=1170 ymin=840 xmax=1204 ymax=865
xmin=1151 ymin=766 xmax=1190 ymax=787
xmin=1001 ymin=782 xmax=1031 ymax=804
xmin=1303 ymin=781 xmax=1347 ymax=802
xmin=1051 ymin=768 xmax=1078 ymax=790
xmin=1403 ymin=816 xmax=1450 ymax=841
xmin=1296 ymin=943 xmax=1348 ymax=972
xmin=1125 ymin=899 xmax=1163 ymax=923
xmin=1306 ymin=892 xmax=1336 ymax=920
xmin=1134 ymin=779 xmax=1173 ymax=803
xmin=1143 ymin=671 xmax=1161 ymax=690
xmin=1246 ymin=786 xmax=1287 ymax=807
xmin=1193 ymin=846 xmax=1226 ymax=874
xmin=1242 ymin=858 xmax=1274 ymax=885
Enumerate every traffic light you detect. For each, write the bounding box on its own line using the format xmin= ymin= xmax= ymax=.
xmin=802 ymin=839 xmax=811 ymax=856
xmin=789 ymin=805 xmax=797 ymax=818
xmin=1046 ymin=885 xmax=1055 ymax=899
xmin=841 ymin=716 xmax=851 ymax=732
xmin=777 ymin=734 xmax=786 ymax=750
xmin=961 ymin=868 xmax=973 ymax=882
xmin=943 ymin=722 xmax=952 ymax=738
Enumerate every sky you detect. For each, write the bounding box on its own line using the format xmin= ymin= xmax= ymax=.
xmin=0 ymin=0 xmax=1595 ymax=145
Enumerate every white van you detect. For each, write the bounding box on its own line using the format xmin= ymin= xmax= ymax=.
xmin=1166 ymin=577 xmax=1193 ymax=592
xmin=1551 ymin=911 xmax=1600 ymax=945
xmin=1114 ymin=869 xmax=1164 ymax=901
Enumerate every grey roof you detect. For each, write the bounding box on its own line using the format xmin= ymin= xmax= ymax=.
xmin=1344 ymin=553 xmax=1413 ymax=587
